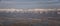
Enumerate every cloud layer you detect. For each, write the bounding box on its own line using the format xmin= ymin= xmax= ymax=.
xmin=0 ymin=0 xmax=60 ymax=9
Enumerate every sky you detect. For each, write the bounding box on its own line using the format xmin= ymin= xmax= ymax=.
xmin=0 ymin=0 xmax=60 ymax=9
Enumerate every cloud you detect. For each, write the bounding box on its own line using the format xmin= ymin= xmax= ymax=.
xmin=0 ymin=0 xmax=40 ymax=9
xmin=0 ymin=0 xmax=60 ymax=9
xmin=0 ymin=0 xmax=1 ymax=1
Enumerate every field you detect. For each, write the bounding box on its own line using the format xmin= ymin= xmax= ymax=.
xmin=0 ymin=9 xmax=59 ymax=26
xmin=48 ymin=17 xmax=60 ymax=26
xmin=0 ymin=17 xmax=48 ymax=26
xmin=0 ymin=12 xmax=48 ymax=26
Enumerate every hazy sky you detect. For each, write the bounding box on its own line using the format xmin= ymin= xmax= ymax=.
xmin=0 ymin=0 xmax=60 ymax=9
